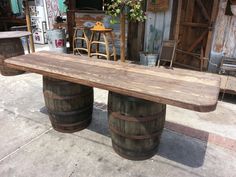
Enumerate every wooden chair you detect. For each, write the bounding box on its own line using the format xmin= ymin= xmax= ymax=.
xmin=157 ymin=40 xmax=177 ymax=68
xmin=89 ymin=28 xmax=117 ymax=61
xmin=73 ymin=26 xmax=91 ymax=55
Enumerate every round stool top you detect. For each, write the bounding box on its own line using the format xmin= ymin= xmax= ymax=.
xmin=90 ymin=28 xmax=113 ymax=32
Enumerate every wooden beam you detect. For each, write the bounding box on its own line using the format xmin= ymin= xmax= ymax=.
xmin=25 ymin=0 xmax=35 ymax=53
xmin=187 ymin=30 xmax=208 ymax=52
xmin=181 ymin=22 xmax=209 ymax=28
xmin=67 ymin=10 xmax=75 ymax=51
xmin=120 ymin=12 xmax=126 ymax=62
xmin=205 ymin=0 xmax=220 ymax=68
xmin=195 ymin=0 xmax=211 ymax=21
xmin=174 ymin=0 xmax=182 ymax=40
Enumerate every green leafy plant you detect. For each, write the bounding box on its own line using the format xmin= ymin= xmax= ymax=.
xmin=106 ymin=0 xmax=146 ymax=23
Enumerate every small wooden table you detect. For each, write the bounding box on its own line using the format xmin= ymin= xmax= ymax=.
xmin=4 ymin=51 xmax=220 ymax=160
xmin=0 ymin=31 xmax=31 ymax=76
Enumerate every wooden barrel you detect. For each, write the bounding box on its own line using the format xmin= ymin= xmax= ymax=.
xmin=43 ymin=77 xmax=94 ymax=133
xmin=108 ymin=92 xmax=166 ymax=160
xmin=0 ymin=38 xmax=25 ymax=76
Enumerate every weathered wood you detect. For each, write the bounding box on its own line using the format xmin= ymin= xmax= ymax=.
xmin=43 ymin=77 xmax=94 ymax=133
xmin=205 ymin=0 xmax=220 ymax=60
xmin=25 ymin=0 xmax=35 ymax=53
xmin=195 ymin=0 xmax=211 ymax=21
xmin=5 ymin=51 xmax=220 ymax=112
xmin=187 ymin=30 xmax=208 ymax=52
xmin=108 ymin=92 xmax=166 ymax=160
xmin=0 ymin=31 xmax=31 ymax=39
xmin=120 ymin=12 xmax=126 ymax=62
xmin=173 ymin=0 xmax=219 ymax=70
xmin=67 ymin=10 xmax=76 ymax=51
xmin=181 ymin=22 xmax=209 ymax=28
xmin=220 ymin=75 xmax=236 ymax=95
xmin=127 ymin=21 xmax=145 ymax=61
xmin=0 ymin=32 xmax=30 ymax=76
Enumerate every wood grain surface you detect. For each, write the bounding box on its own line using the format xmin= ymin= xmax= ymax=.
xmin=0 ymin=31 xmax=31 ymax=39
xmin=5 ymin=51 xmax=220 ymax=112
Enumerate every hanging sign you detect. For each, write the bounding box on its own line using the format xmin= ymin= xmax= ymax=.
xmin=147 ymin=0 xmax=169 ymax=12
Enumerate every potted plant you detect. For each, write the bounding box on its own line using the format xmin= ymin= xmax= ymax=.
xmin=140 ymin=24 xmax=162 ymax=66
xmin=105 ymin=0 xmax=146 ymax=62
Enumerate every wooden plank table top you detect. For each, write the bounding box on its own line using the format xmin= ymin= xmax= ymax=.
xmin=5 ymin=51 xmax=220 ymax=112
xmin=0 ymin=31 xmax=31 ymax=39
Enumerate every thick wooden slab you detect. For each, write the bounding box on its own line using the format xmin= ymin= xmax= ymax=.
xmin=220 ymin=75 xmax=236 ymax=95
xmin=5 ymin=51 xmax=220 ymax=112
xmin=0 ymin=31 xmax=31 ymax=39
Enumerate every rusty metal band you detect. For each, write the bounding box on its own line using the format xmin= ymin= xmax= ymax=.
xmin=109 ymin=124 xmax=162 ymax=140
xmin=108 ymin=109 xmax=166 ymax=122
xmin=49 ymin=116 xmax=92 ymax=127
xmin=43 ymin=90 xmax=94 ymax=100
xmin=47 ymin=105 xmax=93 ymax=116
xmin=112 ymin=141 xmax=159 ymax=160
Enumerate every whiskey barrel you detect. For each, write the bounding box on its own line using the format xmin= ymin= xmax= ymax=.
xmin=43 ymin=77 xmax=94 ymax=133
xmin=0 ymin=38 xmax=25 ymax=76
xmin=108 ymin=92 xmax=166 ymax=160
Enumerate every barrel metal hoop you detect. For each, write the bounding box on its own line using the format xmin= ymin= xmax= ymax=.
xmin=108 ymin=109 xmax=166 ymax=122
xmin=47 ymin=105 xmax=93 ymax=116
xmin=49 ymin=116 xmax=92 ymax=127
xmin=43 ymin=90 xmax=93 ymax=100
xmin=109 ymin=124 xmax=162 ymax=140
xmin=112 ymin=141 xmax=159 ymax=160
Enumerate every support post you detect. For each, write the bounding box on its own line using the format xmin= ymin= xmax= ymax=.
xmin=120 ymin=12 xmax=126 ymax=62
xmin=25 ymin=0 xmax=35 ymax=53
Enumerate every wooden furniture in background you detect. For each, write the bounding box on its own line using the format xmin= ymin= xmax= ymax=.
xmin=0 ymin=17 xmax=26 ymax=31
xmin=0 ymin=31 xmax=31 ymax=76
xmin=5 ymin=51 xmax=220 ymax=160
xmin=157 ymin=40 xmax=177 ymax=68
xmin=89 ymin=28 xmax=117 ymax=61
xmin=25 ymin=0 xmax=35 ymax=53
xmin=73 ymin=26 xmax=91 ymax=55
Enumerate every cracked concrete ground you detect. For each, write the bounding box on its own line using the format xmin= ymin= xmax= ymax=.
xmin=0 ymin=73 xmax=236 ymax=177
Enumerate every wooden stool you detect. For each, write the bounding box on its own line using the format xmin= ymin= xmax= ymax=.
xmin=73 ymin=27 xmax=90 ymax=55
xmin=89 ymin=29 xmax=117 ymax=61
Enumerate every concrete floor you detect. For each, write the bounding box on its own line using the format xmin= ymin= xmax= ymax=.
xmin=1 ymin=73 xmax=236 ymax=177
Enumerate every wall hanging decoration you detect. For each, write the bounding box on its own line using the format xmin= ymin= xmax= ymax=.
xmin=147 ymin=0 xmax=169 ymax=12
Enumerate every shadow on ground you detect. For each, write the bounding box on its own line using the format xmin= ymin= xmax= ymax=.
xmin=40 ymin=105 xmax=207 ymax=168
xmin=219 ymin=93 xmax=236 ymax=104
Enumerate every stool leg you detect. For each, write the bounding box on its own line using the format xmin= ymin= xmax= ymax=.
xmin=26 ymin=36 xmax=30 ymax=54
xmin=88 ymin=32 xmax=95 ymax=58
xmin=103 ymin=33 xmax=110 ymax=60
xmin=96 ymin=33 xmax=101 ymax=59
xmin=109 ymin=32 xmax=117 ymax=61
xmin=73 ymin=29 xmax=76 ymax=55
xmin=84 ymin=30 xmax=90 ymax=56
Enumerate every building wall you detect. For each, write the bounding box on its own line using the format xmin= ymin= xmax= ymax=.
xmin=144 ymin=0 xmax=173 ymax=53
xmin=209 ymin=0 xmax=236 ymax=72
